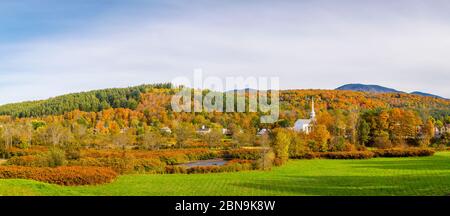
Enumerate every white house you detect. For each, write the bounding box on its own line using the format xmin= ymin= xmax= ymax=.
xmin=196 ymin=125 xmax=211 ymax=134
xmin=222 ymin=128 xmax=232 ymax=135
xmin=293 ymin=99 xmax=316 ymax=134
xmin=160 ymin=126 xmax=172 ymax=134
xmin=435 ymin=124 xmax=450 ymax=137
xmin=257 ymin=128 xmax=270 ymax=136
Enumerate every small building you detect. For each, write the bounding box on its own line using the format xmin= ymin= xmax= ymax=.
xmin=257 ymin=128 xmax=270 ymax=136
xmin=293 ymin=99 xmax=316 ymax=134
xmin=197 ymin=125 xmax=211 ymax=134
xmin=160 ymin=127 xmax=172 ymax=134
xmin=444 ymin=124 xmax=450 ymax=133
xmin=435 ymin=124 xmax=450 ymax=137
xmin=222 ymin=128 xmax=232 ymax=136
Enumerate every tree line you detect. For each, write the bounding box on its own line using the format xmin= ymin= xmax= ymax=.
xmin=0 ymin=83 xmax=173 ymax=118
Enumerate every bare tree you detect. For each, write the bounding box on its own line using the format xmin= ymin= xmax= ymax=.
xmin=140 ymin=130 xmax=165 ymax=150
xmin=1 ymin=123 xmax=14 ymax=150
xmin=45 ymin=123 xmax=70 ymax=147
xmin=202 ymin=128 xmax=223 ymax=148
xmin=18 ymin=123 xmax=33 ymax=147
xmin=257 ymin=134 xmax=274 ymax=170
xmin=174 ymin=123 xmax=195 ymax=148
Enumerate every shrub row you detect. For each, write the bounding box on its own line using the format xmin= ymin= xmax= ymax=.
xmin=6 ymin=155 xmax=48 ymax=167
xmin=289 ymin=152 xmax=317 ymax=159
xmin=7 ymin=154 xmax=166 ymax=174
xmin=289 ymin=151 xmax=374 ymax=159
xmin=80 ymin=149 xmax=219 ymax=165
xmin=371 ymin=148 xmax=435 ymax=157
xmin=0 ymin=166 xmax=117 ymax=185
xmin=317 ymin=151 xmax=375 ymax=159
xmin=79 ymin=148 xmax=259 ymax=167
xmin=1 ymin=146 xmax=48 ymax=158
xmin=68 ymin=157 xmax=165 ymax=174
xmin=289 ymin=148 xmax=436 ymax=159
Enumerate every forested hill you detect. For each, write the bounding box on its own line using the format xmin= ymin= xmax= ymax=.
xmin=1 ymin=83 xmax=450 ymax=119
xmin=336 ymin=83 xmax=447 ymax=99
xmin=336 ymin=84 xmax=403 ymax=93
xmin=0 ymin=83 xmax=173 ymax=117
xmin=411 ymin=91 xmax=446 ymax=99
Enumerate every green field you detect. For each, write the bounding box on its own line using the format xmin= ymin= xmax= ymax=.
xmin=1 ymin=152 xmax=450 ymax=196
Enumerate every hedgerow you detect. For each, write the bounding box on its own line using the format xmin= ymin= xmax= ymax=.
xmin=289 ymin=148 xmax=435 ymax=160
xmin=317 ymin=151 xmax=375 ymax=159
xmin=6 ymin=155 xmax=48 ymax=167
xmin=0 ymin=166 xmax=117 ymax=185
xmin=68 ymin=157 xmax=165 ymax=174
xmin=371 ymin=148 xmax=435 ymax=157
xmin=1 ymin=146 xmax=48 ymax=158
xmin=80 ymin=149 xmax=219 ymax=165
xmin=289 ymin=152 xmax=317 ymax=159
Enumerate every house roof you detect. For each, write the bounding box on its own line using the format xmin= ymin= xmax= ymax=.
xmin=197 ymin=128 xmax=211 ymax=132
xmin=295 ymin=119 xmax=312 ymax=125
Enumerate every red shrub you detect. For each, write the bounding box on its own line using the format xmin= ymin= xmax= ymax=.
xmin=317 ymin=151 xmax=374 ymax=159
xmin=69 ymin=157 xmax=165 ymax=174
xmin=0 ymin=166 xmax=117 ymax=185
xmin=289 ymin=152 xmax=317 ymax=159
xmin=371 ymin=148 xmax=435 ymax=157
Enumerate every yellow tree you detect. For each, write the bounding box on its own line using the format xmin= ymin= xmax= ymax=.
xmin=272 ymin=129 xmax=291 ymax=165
xmin=310 ymin=124 xmax=330 ymax=152
xmin=421 ymin=119 xmax=435 ymax=147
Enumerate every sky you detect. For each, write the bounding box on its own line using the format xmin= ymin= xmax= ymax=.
xmin=1 ymin=0 xmax=450 ymax=104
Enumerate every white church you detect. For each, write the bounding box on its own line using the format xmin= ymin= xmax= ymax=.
xmin=293 ymin=99 xmax=316 ymax=134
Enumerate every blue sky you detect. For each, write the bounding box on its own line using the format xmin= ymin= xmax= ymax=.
xmin=1 ymin=0 xmax=450 ymax=104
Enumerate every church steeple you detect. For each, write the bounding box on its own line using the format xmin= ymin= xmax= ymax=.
xmin=310 ymin=98 xmax=316 ymax=120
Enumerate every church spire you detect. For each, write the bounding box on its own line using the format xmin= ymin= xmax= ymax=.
xmin=310 ymin=98 xmax=316 ymax=120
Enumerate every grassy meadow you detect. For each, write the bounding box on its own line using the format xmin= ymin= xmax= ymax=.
xmin=1 ymin=151 xmax=450 ymax=196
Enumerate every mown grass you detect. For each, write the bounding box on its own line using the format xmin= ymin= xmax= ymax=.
xmin=1 ymin=152 xmax=450 ymax=196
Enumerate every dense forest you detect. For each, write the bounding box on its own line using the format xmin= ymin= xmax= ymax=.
xmin=0 ymin=83 xmax=173 ymax=118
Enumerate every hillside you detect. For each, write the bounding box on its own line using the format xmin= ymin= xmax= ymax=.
xmin=336 ymin=84 xmax=403 ymax=93
xmin=411 ymin=91 xmax=446 ymax=99
xmin=0 ymin=83 xmax=172 ymax=117
xmin=1 ymin=83 xmax=450 ymax=120
xmin=336 ymin=83 xmax=447 ymax=100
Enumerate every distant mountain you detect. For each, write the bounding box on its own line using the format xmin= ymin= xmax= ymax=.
xmin=336 ymin=84 xmax=404 ymax=93
xmin=410 ymin=91 xmax=446 ymax=99
xmin=336 ymin=83 xmax=447 ymax=100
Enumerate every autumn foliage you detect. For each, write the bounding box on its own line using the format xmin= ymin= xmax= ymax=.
xmin=372 ymin=148 xmax=435 ymax=157
xmin=317 ymin=151 xmax=375 ymax=159
xmin=0 ymin=166 xmax=117 ymax=185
